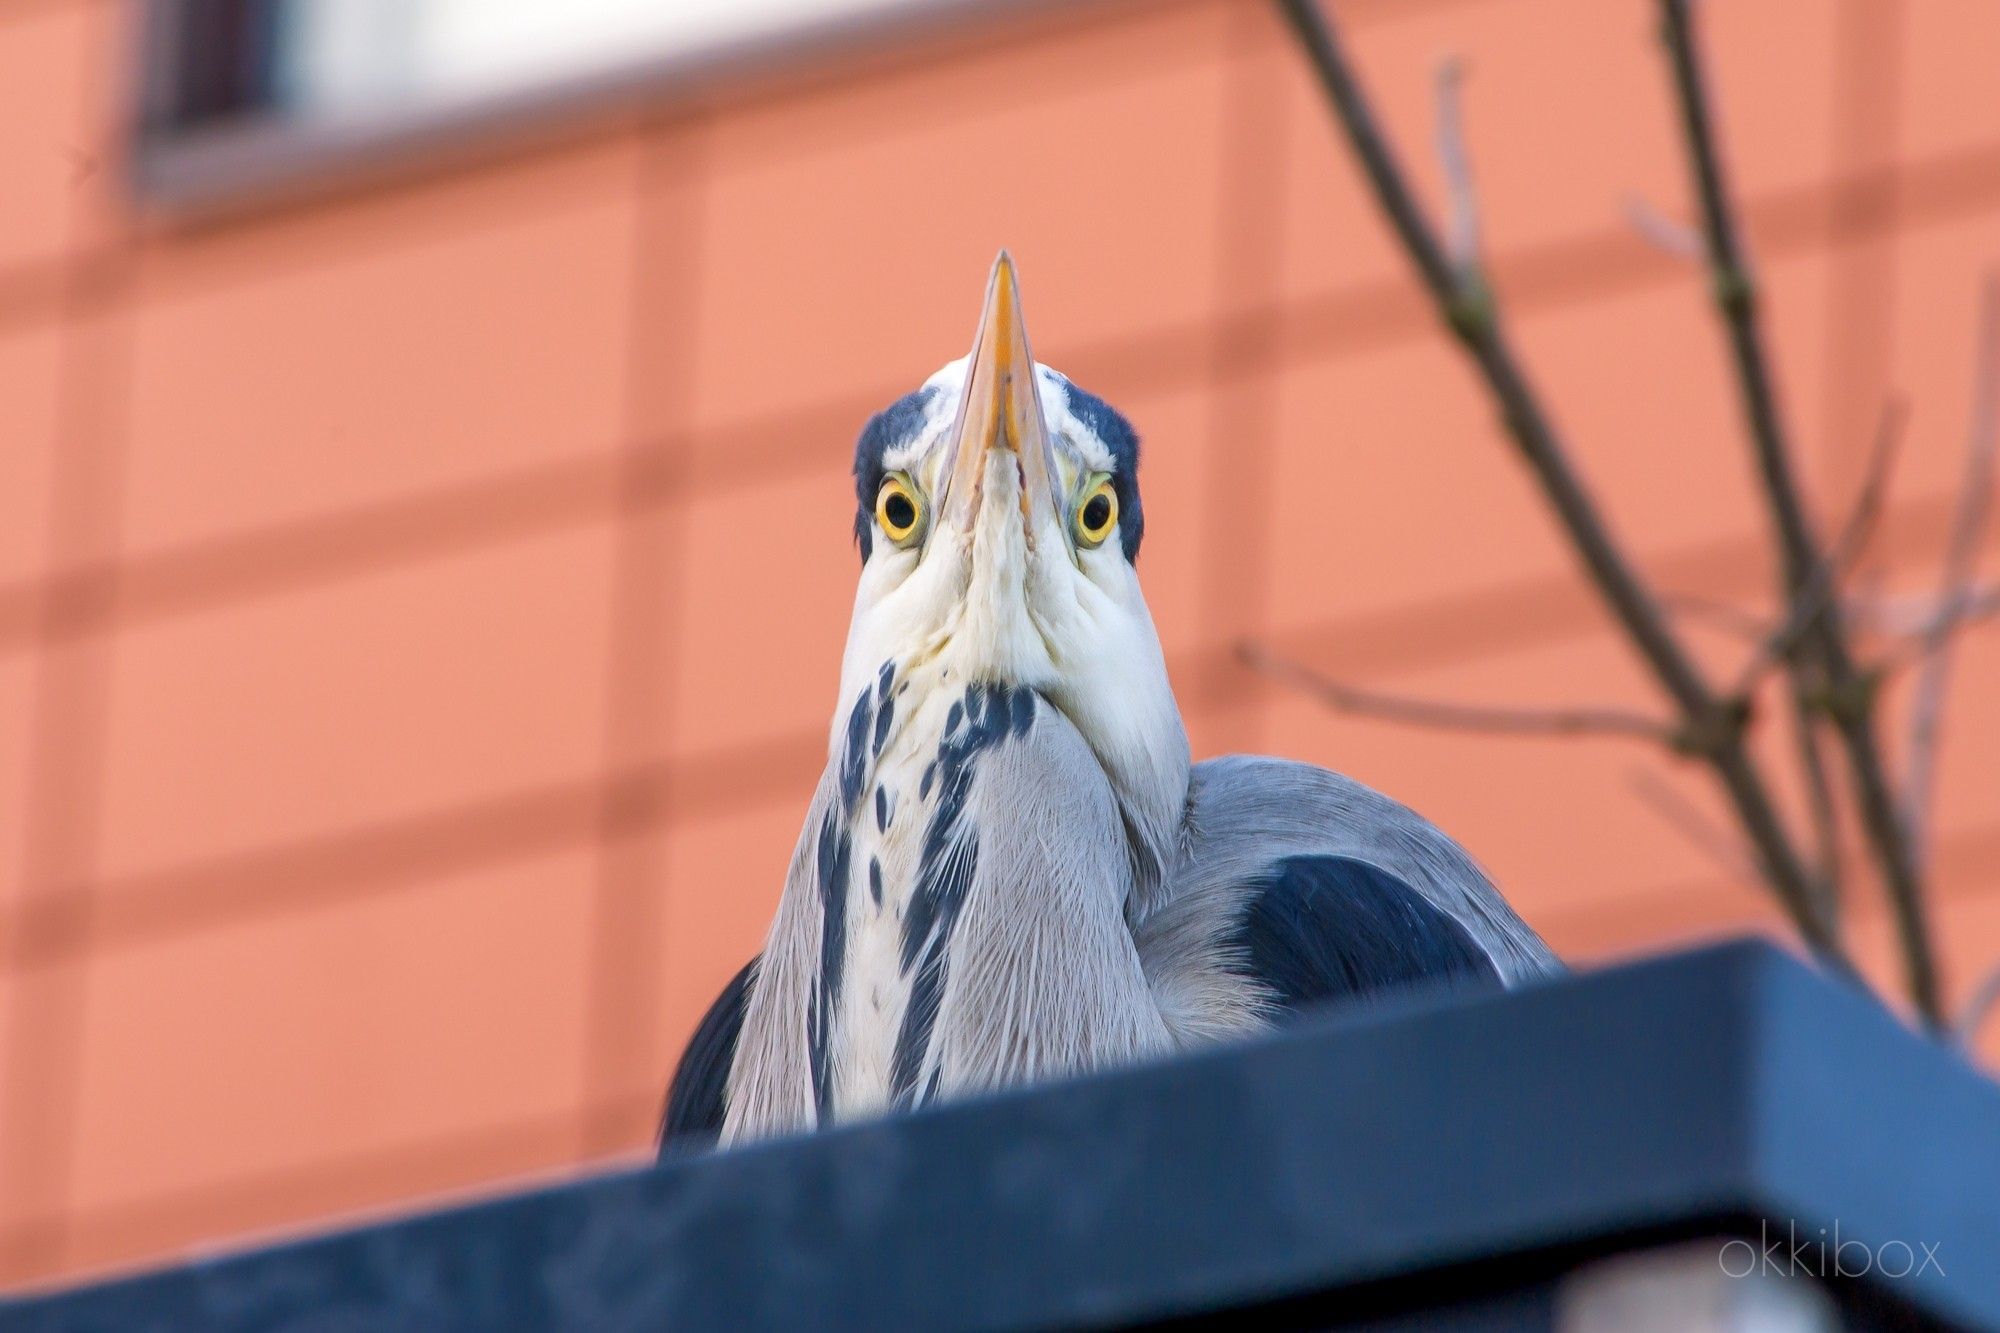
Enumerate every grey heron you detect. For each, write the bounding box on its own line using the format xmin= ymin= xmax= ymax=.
xmin=662 ymin=253 xmax=1558 ymax=1149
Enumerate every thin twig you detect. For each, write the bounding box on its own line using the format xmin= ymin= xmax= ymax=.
xmin=1728 ymin=397 xmax=1906 ymax=696
xmin=1763 ymin=398 xmax=1902 ymax=909
xmin=1906 ymin=274 xmax=2000 ymax=865
xmin=1655 ymin=0 xmax=1931 ymax=1019
xmin=1854 ymin=583 xmax=2000 ymax=639
xmin=1626 ymin=766 xmax=1758 ymax=885
xmin=1276 ymin=0 xmax=1839 ymax=961
xmin=1789 ymin=700 xmax=1844 ymax=920
xmin=1960 ymin=959 xmax=2000 ymax=1050
xmin=1727 ymin=580 xmax=1839 ymax=696
xmin=1433 ymin=56 xmax=1480 ymax=272
xmin=1238 ymin=643 xmax=1669 ymax=741
xmin=1924 ymin=584 xmax=2000 ymax=636
xmin=1677 ymin=399 xmax=1898 ymax=919
xmin=1657 ymin=0 xmax=1808 ymax=579
xmin=1277 ymin=0 xmax=1701 ymax=710
xmin=1660 ymin=591 xmax=1771 ymax=642
xmin=1839 ymin=394 xmax=1909 ymax=566
xmin=1623 ymin=194 xmax=1702 ymax=261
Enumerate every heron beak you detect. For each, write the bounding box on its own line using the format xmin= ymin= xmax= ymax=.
xmin=937 ymin=251 xmax=1065 ymax=549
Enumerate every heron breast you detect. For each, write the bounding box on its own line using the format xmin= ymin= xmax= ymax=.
xmin=826 ymin=674 xmax=1036 ymax=1118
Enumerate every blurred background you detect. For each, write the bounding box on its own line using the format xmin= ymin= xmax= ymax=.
xmin=2 ymin=0 xmax=1997 ymax=1293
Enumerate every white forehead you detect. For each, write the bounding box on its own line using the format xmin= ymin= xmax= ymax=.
xmin=879 ymin=358 xmax=1119 ymax=476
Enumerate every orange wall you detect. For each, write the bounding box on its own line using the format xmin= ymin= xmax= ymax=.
xmin=4 ymin=0 xmax=1999 ymax=1291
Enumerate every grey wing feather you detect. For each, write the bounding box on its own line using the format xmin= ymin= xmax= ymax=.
xmin=721 ymin=765 xmax=842 ymax=1145
xmin=1152 ymin=755 xmax=1560 ymax=986
xmin=926 ymin=698 xmax=1185 ymax=1097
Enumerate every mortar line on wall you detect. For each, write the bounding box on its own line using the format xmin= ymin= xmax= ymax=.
xmin=1192 ymin=5 xmax=1293 ymax=756
xmin=0 ymin=250 xmax=138 ymax=1281
xmin=2 ymin=142 xmax=1998 ymax=665
xmin=579 ymin=112 xmax=711 ymax=1156
xmin=0 ymin=14 xmax=1984 ymax=353
xmin=1 ymin=492 xmax=1998 ymax=971
xmin=0 ymin=63 xmax=1974 ymax=344
xmin=1818 ymin=0 xmax=1907 ymax=513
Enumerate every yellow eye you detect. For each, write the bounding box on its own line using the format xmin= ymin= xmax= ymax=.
xmin=1074 ymin=477 xmax=1118 ymax=548
xmin=875 ymin=474 xmax=924 ymax=547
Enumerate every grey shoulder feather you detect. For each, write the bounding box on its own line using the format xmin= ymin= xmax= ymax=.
xmin=1160 ymin=755 xmax=1561 ymax=985
xmin=923 ymin=698 xmax=1177 ymax=1095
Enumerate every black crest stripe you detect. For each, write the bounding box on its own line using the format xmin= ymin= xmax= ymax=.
xmin=807 ymin=810 xmax=852 ymax=1119
xmin=852 ymin=386 xmax=937 ymax=563
xmin=838 ymin=686 xmax=872 ymax=812
xmin=1062 ymin=379 xmax=1144 ymax=561
xmin=872 ymin=663 xmax=897 ymax=758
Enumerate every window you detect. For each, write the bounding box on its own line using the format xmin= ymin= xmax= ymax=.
xmin=140 ymin=0 xmax=1006 ymax=202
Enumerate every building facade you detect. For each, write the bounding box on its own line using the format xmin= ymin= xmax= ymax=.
xmin=2 ymin=0 xmax=1997 ymax=1289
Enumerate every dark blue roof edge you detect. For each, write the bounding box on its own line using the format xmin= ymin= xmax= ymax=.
xmin=8 ymin=939 xmax=1997 ymax=1332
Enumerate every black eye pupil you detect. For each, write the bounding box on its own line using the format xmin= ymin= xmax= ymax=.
xmin=884 ymin=492 xmax=916 ymax=531
xmin=1083 ymin=494 xmax=1112 ymax=531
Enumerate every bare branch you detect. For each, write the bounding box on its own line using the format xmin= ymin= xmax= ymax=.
xmin=1622 ymin=194 xmax=1701 ymax=261
xmin=1960 ymin=958 xmax=2000 ymax=1050
xmin=1657 ymin=0 xmax=1807 ymax=571
xmin=1626 ymin=767 xmax=1758 ymax=885
xmin=1276 ymin=0 xmax=1840 ymax=963
xmin=1788 ymin=697 xmax=1844 ymax=919
xmin=1655 ymin=0 xmax=1933 ymax=1021
xmin=1277 ymin=0 xmax=1702 ymax=710
xmin=1433 ymin=56 xmax=1480 ymax=273
xmin=1694 ymin=399 xmax=1899 ymax=907
xmin=1238 ymin=642 xmax=1669 ymax=742
xmin=1729 ymin=397 xmax=1907 ymax=696
xmin=1906 ymin=273 xmax=2000 ymax=864
xmin=1751 ymin=399 xmax=1899 ymax=911
xmin=1275 ymin=0 xmax=1457 ymax=297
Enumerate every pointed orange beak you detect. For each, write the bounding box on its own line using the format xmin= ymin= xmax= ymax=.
xmin=936 ymin=251 xmax=1065 ymax=547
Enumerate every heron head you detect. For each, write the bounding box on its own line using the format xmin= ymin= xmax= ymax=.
xmin=836 ymin=253 xmax=1190 ymax=874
